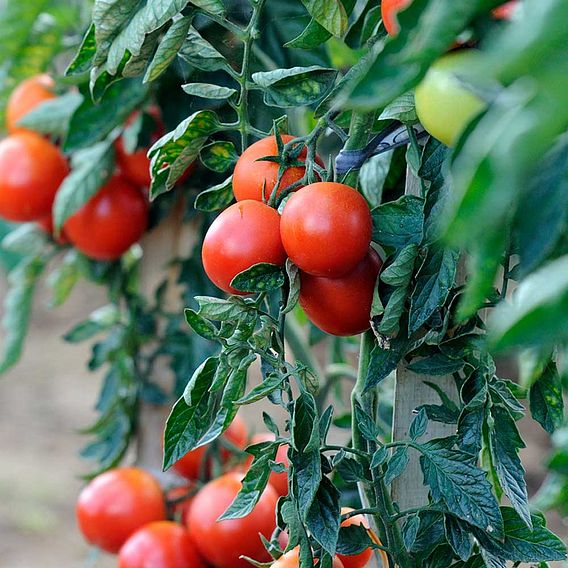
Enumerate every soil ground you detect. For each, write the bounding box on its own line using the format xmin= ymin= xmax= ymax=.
xmin=0 ymin=277 xmax=566 ymax=567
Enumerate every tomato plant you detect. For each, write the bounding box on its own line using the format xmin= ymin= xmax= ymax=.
xmin=1 ymin=1 xmax=568 ymax=567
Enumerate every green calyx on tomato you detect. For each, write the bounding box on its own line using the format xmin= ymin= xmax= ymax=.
xmin=415 ymin=51 xmax=486 ymax=147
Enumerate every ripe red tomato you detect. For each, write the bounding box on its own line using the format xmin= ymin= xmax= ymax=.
xmin=492 ymin=1 xmax=517 ymax=19
xmin=233 ymin=135 xmax=320 ymax=202
xmin=415 ymin=51 xmax=485 ymax=147
xmin=76 ymin=467 xmax=166 ymax=554
xmin=202 ymin=200 xmax=287 ymax=295
xmin=118 ymin=521 xmax=205 ymax=568
xmin=187 ymin=472 xmax=278 ymax=568
xmin=64 ymin=174 xmax=149 ymax=261
xmin=173 ymin=415 xmax=248 ymax=480
xmin=245 ymin=433 xmax=289 ymax=496
xmin=6 ymin=74 xmax=56 ymax=134
xmin=273 ymin=548 xmax=345 ymax=568
xmin=0 ymin=133 xmax=68 ymax=222
xmin=381 ymin=0 xmax=412 ymax=36
xmin=280 ymin=182 xmax=372 ymax=277
xmin=338 ymin=508 xmax=374 ymax=568
xmin=299 ymin=249 xmax=382 ymax=337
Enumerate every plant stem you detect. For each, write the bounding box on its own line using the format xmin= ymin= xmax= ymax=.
xmin=235 ymin=0 xmax=265 ymax=152
xmin=341 ymin=111 xmax=377 ymax=187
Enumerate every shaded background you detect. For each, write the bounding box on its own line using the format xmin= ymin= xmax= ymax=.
xmin=0 ymin=274 xmax=566 ymax=567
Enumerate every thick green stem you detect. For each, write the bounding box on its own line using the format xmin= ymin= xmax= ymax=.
xmin=235 ymin=0 xmax=265 ymax=151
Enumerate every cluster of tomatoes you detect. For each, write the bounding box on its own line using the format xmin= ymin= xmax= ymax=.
xmin=76 ymin=415 xmax=380 ymax=568
xmin=0 ymin=74 xmax=152 ymax=261
xmin=202 ymin=136 xmax=383 ymax=337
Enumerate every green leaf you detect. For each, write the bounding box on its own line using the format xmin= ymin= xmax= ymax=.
xmin=149 ymin=109 xmax=220 ymax=198
xmin=0 ymin=257 xmax=45 ymax=374
xmin=252 ymin=66 xmax=338 ymax=108
xmin=359 ymin=151 xmax=393 ymax=209
xmin=489 ymin=406 xmax=531 ymax=528
xmin=194 ymin=296 xmax=250 ymax=321
xmin=353 ymin=403 xmax=379 ymax=442
xmin=379 ymin=92 xmax=417 ymax=124
xmin=306 ymin=476 xmax=341 ymax=555
xmin=66 ymin=24 xmax=97 ymax=76
xmin=371 ymin=195 xmax=424 ymax=252
xmin=16 ymin=91 xmax=83 ymax=137
xmin=65 ymin=78 xmax=147 ymax=151
xmin=189 ymin=0 xmax=225 ymax=15
xmin=163 ymin=357 xmax=218 ymax=470
xmin=236 ymin=373 xmax=286 ymax=405
xmin=475 ymin=508 xmax=567 ymax=563
xmin=298 ymin=0 xmax=348 ymax=37
xmin=445 ymin=516 xmax=473 ymax=562
xmin=200 ymin=141 xmax=238 ymax=173
xmin=144 ymin=16 xmax=191 ymax=83
xmin=377 ymin=286 xmax=408 ymax=337
xmin=420 ymin=443 xmax=503 ymax=538
xmin=182 ymin=82 xmax=237 ymax=100
xmin=529 ymin=362 xmax=564 ymax=434
xmin=178 ymin=26 xmax=228 ymax=71
xmin=184 ymin=308 xmax=218 ymax=340
xmin=47 ymin=250 xmax=81 ymax=308
xmin=385 ymin=446 xmax=409 ymax=485
xmin=282 ymin=260 xmax=301 ymax=315
xmin=364 ymin=336 xmax=408 ymax=392
xmin=194 ymin=176 xmax=234 ymax=212
xmin=381 ymin=244 xmax=419 ymax=287
xmin=402 ymin=514 xmax=420 ymax=551
xmin=219 ymin=442 xmax=278 ymax=520
xmin=409 ymin=248 xmax=459 ymax=334
xmin=409 ymin=408 xmax=429 ymax=440
xmin=337 ymin=524 xmax=374 ymax=556
xmin=515 ymin=134 xmax=568 ymax=276
xmin=489 ymin=255 xmax=568 ymax=351
xmin=230 ymin=263 xmax=285 ymax=293
xmin=1 ymin=224 xmax=48 ymax=256
xmin=407 ymin=354 xmax=465 ymax=376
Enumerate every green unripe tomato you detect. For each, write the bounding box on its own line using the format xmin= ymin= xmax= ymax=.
xmin=415 ymin=51 xmax=486 ymax=147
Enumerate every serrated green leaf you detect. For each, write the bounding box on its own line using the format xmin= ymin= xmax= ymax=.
xmin=385 ymin=446 xmax=409 ymax=485
xmin=178 ymin=26 xmax=227 ymax=71
xmin=252 ymin=66 xmax=338 ymax=108
xmin=379 ymin=92 xmax=417 ymax=124
xmin=306 ymin=476 xmax=341 ymax=554
xmin=298 ymin=0 xmax=348 ymax=37
xmin=372 ymin=195 xmax=424 ymax=252
xmin=200 ymin=140 xmax=238 ymax=173
xmin=529 ymin=362 xmax=564 ymax=434
xmin=381 ymin=244 xmax=419 ymax=287
xmin=182 ymin=82 xmax=237 ymax=100
xmin=236 ymin=373 xmax=286 ymax=405
xmin=230 ymin=263 xmax=285 ymax=293
xmin=194 ymin=176 xmax=234 ymax=212
xmin=408 ymin=353 xmax=465 ymax=376
xmin=53 ymin=141 xmax=115 ymax=231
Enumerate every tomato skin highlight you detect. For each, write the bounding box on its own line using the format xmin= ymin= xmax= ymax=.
xmin=76 ymin=467 xmax=166 ymax=554
xmin=246 ymin=433 xmax=289 ymax=496
xmin=173 ymin=415 xmax=248 ymax=480
xmin=118 ymin=521 xmax=205 ymax=568
xmin=0 ymin=133 xmax=69 ymax=222
xmin=187 ymin=472 xmax=278 ymax=568
xmin=233 ymin=135 xmax=318 ymax=202
xmin=381 ymin=0 xmax=413 ymax=36
xmin=299 ymin=249 xmax=382 ymax=337
xmin=6 ymin=74 xmax=56 ymax=134
xmin=415 ymin=51 xmax=485 ymax=147
xmin=202 ymin=200 xmax=287 ymax=295
xmin=64 ymin=174 xmax=149 ymax=261
xmin=280 ymin=182 xmax=372 ymax=277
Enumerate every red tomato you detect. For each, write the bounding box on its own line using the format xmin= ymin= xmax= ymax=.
xmin=118 ymin=521 xmax=205 ymax=568
xmin=337 ymin=508 xmax=374 ymax=568
xmin=492 ymin=1 xmax=517 ymax=19
xmin=64 ymin=174 xmax=148 ymax=261
xmin=299 ymin=249 xmax=382 ymax=337
xmin=202 ymin=200 xmax=287 ymax=295
xmin=280 ymin=182 xmax=372 ymax=277
xmin=381 ymin=0 xmax=413 ymax=36
xmin=173 ymin=415 xmax=248 ymax=480
xmin=0 ymin=133 xmax=68 ymax=222
xmin=76 ymin=467 xmax=166 ymax=554
xmin=187 ymin=472 xmax=278 ymax=568
xmin=273 ymin=548 xmax=345 ymax=568
xmin=233 ymin=135 xmax=320 ymax=202
xmin=6 ymin=74 xmax=56 ymax=134
xmin=246 ymin=433 xmax=289 ymax=497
